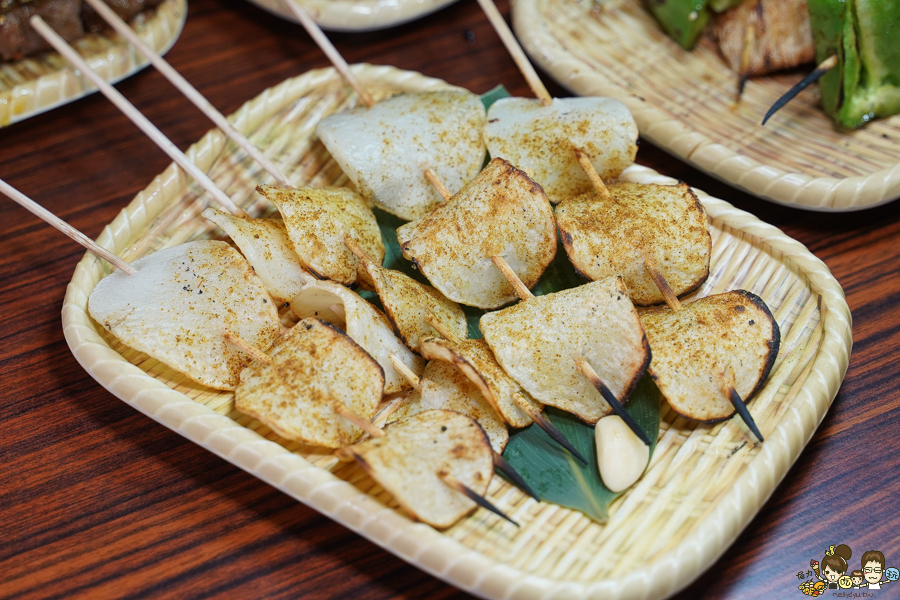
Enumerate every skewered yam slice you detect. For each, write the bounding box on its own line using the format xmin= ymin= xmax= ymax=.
xmin=484 ymin=97 xmax=638 ymax=203
xmin=640 ymin=290 xmax=780 ymax=422
xmin=338 ymin=410 xmax=493 ymax=529
xmin=479 ymin=277 xmax=650 ymax=424
xmin=397 ymin=158 xmax=556 ymax=309
xmin=391 ymin=360 xmax=509 ymax=453
xmin=420 ymin=337 xmax=542 ymax=428
xmin=291 ymin=279 xmax=425 ymax=394
xmin=257 ymin=185 xmax=384 ymax=287
xmin=555 ymin=182 xmax=711 ymax=306
xmin=316 ymin=90 xmax=487 ymax=221
xmin=235 ymin=318 xmax=384 ymax=448
xmin=202 ymin=207 xmax=311 ymax=304
xmin=359 ymin=259 xmax=467 ymax=353
xmin=88 ymin=241 xmax=281 ymax=390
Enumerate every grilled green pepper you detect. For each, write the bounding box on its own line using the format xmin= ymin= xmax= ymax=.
xmin=808 ymin=0 xmax=900 ymax=128
xmin=643 ymin=0 xmax=742 ymax=50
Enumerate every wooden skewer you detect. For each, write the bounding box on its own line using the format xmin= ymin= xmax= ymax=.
xmin=490 ymin=255 xmax=533 ymax=301
xmin=371 ymin=395 xmax=409 ymax=428
xmin=424 ymin=168 xmax=452 ymax=202
xmin=573 ymin=148 xmax=612 ymax=202
xmin=474 ymin=0 xmax=552 ymax=106
xmin=281 ymin=0 xmax=375 ymax=108
xmin=720 ymin=368 xmax=764 ymax=443
xmin=223 ymin=329 xmax=272 ymax=364
xmin=438 ymin=471 xmax=519 ymax=526
xmin=29 ymin=17 xmax=246 ymax=218
xmin=735 ymin=20 xmax=756 ymax=101
xmin=0 ymin=179 xmax=138 ymax=275
xmin=574 ymin=358 xmax=651 ymax=446
xmin=510 ymin=393 xmax=588 ymax=464
xmin=343 ymin=234 xmax=375 ymax=265
xmin=82 ymin=0 xmax=293 ymax=188
xmin=389 ymin=354 xmax=421 ymax=390
xmin=491 ymin=452 xmax=540 ymax=501
xmin=424 ymin=311 xmax=464 ymax=345
xmin=762 ymin=55 xmax=838 ymax=125
xmin=333 ymin=401 xmax=386 ymax=438
xmin=643 ymin=257 xmax=683 ymax=312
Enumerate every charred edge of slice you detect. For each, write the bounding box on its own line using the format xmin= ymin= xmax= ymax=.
xmin=732 ymin=290 xmax=781 ymax=403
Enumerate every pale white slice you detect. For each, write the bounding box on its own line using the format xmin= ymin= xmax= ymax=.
xmin=484 ymin=97 xmax=638 ymax=203
xmin=339 ymin=409 xmax=493 ymax=529
xmin=88 ymin=240 xmax=281 ymax=390
xmin=479 ymin=277 xmax=650 ymax=424
xmin=555 ymin=182 xmax=711 ymax=305
xmin=391 ymin=360 xmax=509 ymax=453
xmin=316 ymin=90 xmax=487 ymax=220
xmin=640 ymin=290 xmax=780 ymax=422
xmin=257 ymin=185 xmax=384 ymax=287
xmin=291 ymin=279 xmax=425 ymax=394
xmin=235 ymin=317 xmax=384 ymax=448
xmin=361 ymin=259 xmax=467 ymax=353
xmin=202 ymin=207 xmax=311 ymax=303
xmin=420 ymin=337 xmax=541 ymax=428
xmin=397 ymin=158 xmax=556 ymax=309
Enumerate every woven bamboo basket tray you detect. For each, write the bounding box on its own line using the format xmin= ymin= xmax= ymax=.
xmin=0 ymin=0 xmax=186 ymax=128
xmin=62 ymin=65 xmax=852 ymax=600
xmin=245 ymin=0 xmax=459 ymax=31
xmin=511 ymin=0 xmax=900 ymax=212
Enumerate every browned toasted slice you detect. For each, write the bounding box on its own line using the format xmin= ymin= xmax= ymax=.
xmin=88 ymin=241 xmax=282 ymax=391
xmin=202 ymin=207 xmax=311 ymax=304
xmin=640 ymin=290 xmax=780 ymax=422
xmin=360 ymin=260 xmax=467 ymax=354
xmin=420 ymin=337 xmax=542 ymax=428
xmin=234 ymin=317 xmax=384 ymax=448
xmin=338 ymin=409 xmax=493 ymax=529
xmin=258 ymin=185 xmax=384 ymax=287
xmin=555 ymin=182 xmax=711 ymax=306
xmin=712 ymin=0 xmax=815 ymax=77
xmin=290 ymin=279 xmax=425 ymax=394
xmin=396 ymin=158 xmax=556 ymax=309
xmin=391 ymin=360 xmax=509 ymax=453
xmin=480 ymin=277 xmax=650 ymax=424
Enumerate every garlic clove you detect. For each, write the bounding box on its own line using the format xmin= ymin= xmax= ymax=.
xmin=595 ymin=415 xmax=650 ymax=492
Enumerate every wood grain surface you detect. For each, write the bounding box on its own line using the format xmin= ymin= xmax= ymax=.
xmin=1 ymin=0 xmax=898 ymax=598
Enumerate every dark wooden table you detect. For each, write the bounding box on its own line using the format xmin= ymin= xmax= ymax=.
xmin=2 ymin=0 xmax=898 ymax=598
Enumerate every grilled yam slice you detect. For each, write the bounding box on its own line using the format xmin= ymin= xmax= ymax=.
xmin=640 ymin=290 xmax=780 ymax=421
xmin=397 ymin=158 xmax=556 ymax=309
xmin=392 ymin=360 xmax=509 ymax=453
xmin=235 ymin=318 xmax=384 ymax=448
xmin=258 ymin=185 xmax=384 ymax=287
xmin=316 ymin=90 xmax=487 ymax=221
xmin=713 ymin=0 xmax=815 ymax=77
xmin=420 ymin=337 xmax=541 ymax=428
xmin=484 ymin=97 xmax=638 ymax=203
xmin=291 ymin=279 xmax=424 ymax=394
xmin=555 ymin=182 xmax=711 ymax=306
xmin=360 ymin=260 xmax=467 ymax=354
xmin=480 ymin=277 xmax=650 ymax=424
xmin=88 ymin=241 xmax=281 ymax=390
xmin=203 ymin=207 xmax=310 ymax=304
xmin=339 ymin=410 xmax=493 ymax=529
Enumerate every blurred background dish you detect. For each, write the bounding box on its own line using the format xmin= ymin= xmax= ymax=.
xmin=0 ymin=0 xmax=186 ymax=128
xmin=244 ymin=0 xmax=461 ymax=31
xmin=511 ymin=0 xmax=900 ymax=211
